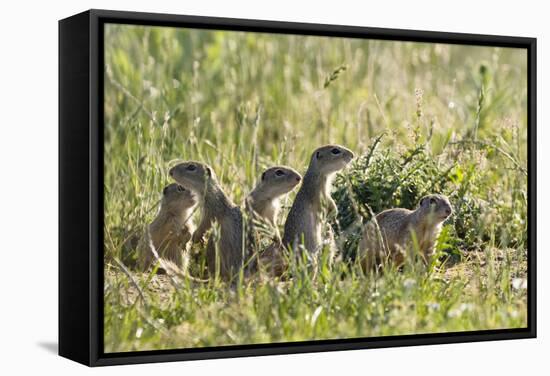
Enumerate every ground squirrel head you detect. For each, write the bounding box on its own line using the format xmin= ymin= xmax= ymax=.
xmin=169 ymin=161 xmax=216 ymax=196
xmin=256 ymin=166 xmax=302 ymax=198
xmin=309 ymin=144 xmax=354 ymax=175
xmin=160 ymin=183 xmax=198 ymax=213
xmin=416 ymin=194 xmax=453 ymax=224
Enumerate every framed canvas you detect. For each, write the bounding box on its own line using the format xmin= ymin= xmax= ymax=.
xmin=59 ymin=9 xmax=536 ymax=366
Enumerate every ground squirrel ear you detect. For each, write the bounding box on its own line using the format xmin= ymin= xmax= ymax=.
xmin=316 ymin=151 xmax=321 ymax=159
xmin=419 ymin=197 xmax=426 ymax=207
xmin=163 ymin=186 xmax=169 ymax=195
xmin=206 ymin=166 xmax=212 ymax=177
xmin=261 ymin=171 xmax=266 ymax=181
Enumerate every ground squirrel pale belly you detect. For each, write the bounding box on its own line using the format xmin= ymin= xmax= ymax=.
xmin=282 ymin=144 xmax=354 ymax=257
xmin=138 ymin=183 xmax=198 ymax=271
xmin=170 ymin=161 xmax=244 ymax=281
xmin=245 ymin=166 xmax=302 ymax=275
xmin=359 ymin=194 xmax=453 ymax=269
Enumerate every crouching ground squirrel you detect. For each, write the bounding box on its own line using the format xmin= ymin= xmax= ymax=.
xmin=245 ymin=166 xmax=302 ymax=274
xmin=138 ymin=183 xmax=198 ymax=271
xmin=169 ymin=161 xmax=244 ymax=281
xmin=282 ymin=144 xmax=354 ymax=258
xmin=359 ymin=194 xmax=453 ymax=270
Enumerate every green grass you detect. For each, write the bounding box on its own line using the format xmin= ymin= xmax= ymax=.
xmin=103 ymin=24 xmax=528 ymax=352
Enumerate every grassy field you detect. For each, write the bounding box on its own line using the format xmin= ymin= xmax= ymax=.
xmin=103 ymin=24 xmax=528 ymax=352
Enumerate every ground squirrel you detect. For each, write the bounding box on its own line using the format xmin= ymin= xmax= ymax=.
xmin=359 ymin=194 xmax=453 ymax=269
xmin=282 ymin=144 xmax=354 ymax=257
xmin=246 ymin=166 xmax=302 ymax=231
xmin=245 ymin=166 xmax=302 ymax=274
xmin=138 ymin=183 xmax=198 ymax=271
xmin=169 ymin=161 xmax=244 ymax=281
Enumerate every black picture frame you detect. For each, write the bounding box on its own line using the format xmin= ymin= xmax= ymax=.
xmin=59 ymin=9 xmax=537 ymax=367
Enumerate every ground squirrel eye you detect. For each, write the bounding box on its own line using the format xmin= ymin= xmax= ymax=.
xmin=177 ymin=185 xmax=185 ymax=192
xmin=186 ymin=165 xmax=196 ymax=171
xmin=331 ymin=148 xmax=341 ymax=155
xmin=275 ymin=169 xmax=285 ymax=176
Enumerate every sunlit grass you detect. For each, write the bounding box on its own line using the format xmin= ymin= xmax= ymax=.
xmin=103 ymin=24 xmax=528 ymax=352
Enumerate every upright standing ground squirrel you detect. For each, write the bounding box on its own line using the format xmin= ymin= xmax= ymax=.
xmin=359 ymin=194 xmax=453 ymax=269
xmin=138 ymin=183 xmax=198 ymax=271
xmin=246 ymin=166 xmax=302 ymax=230
xmin=169 ymin=161 xmax=244 ymax=281
xmin=245 ymin=166 xmax=302 ymax=274
xmin=282 ymin=144 xmax=354 ymax=257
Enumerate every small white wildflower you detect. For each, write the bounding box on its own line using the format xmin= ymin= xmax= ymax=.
xmin=149 ymin=86 xmax=160 ymax=98
xmin=135 ymin=327 xmax=143 ymax=339
xmin=403 ymin=278 xmax=416 ymax=289
xmin=448 ymin=309 xmax=462 ymax=318
xmin=448 ymin=303 xmax=473 ymax=318
xmin=427 ymin=302 xmax=440 ymax=311
xmin=459 ymin=303 xmax=474 ymax=312
xmin=448 ymin=101 xmax=455 ymax=109
xmin=512 ymin=278 xmax=527 ymax=290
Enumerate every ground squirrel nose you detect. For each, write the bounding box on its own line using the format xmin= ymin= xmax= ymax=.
xmin=445 ymin=208 xmax=452 ymax=216
xmin=296 ymin=176 xmax=301 ymax=182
